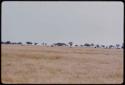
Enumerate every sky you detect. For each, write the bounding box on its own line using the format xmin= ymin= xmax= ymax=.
xmin=2 ymin=1 xmax=124 ymax=46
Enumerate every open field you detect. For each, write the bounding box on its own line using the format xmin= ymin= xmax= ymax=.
xmin=1 ymin=44 xmax=123 ymax=84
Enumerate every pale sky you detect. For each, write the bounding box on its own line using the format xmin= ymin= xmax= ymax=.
xmin=2 ymin=1 xmax=124 ymax=45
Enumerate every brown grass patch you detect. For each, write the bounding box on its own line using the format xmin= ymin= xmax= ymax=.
xmin=1 ymin=44 xmax=123 ymax=84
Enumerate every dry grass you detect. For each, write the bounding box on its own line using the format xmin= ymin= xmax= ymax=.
xmin=1 ymin=44 xmax=123 ymax=84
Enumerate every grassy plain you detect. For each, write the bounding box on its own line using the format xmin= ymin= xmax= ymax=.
xmin=1 ymin=44 xmax=123 ymax=84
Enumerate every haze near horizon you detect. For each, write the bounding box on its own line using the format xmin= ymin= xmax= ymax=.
xmin=2 ymin=1 xmax=124 ymax=46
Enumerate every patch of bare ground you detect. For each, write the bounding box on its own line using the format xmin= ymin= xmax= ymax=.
xmin=1 ymin=44 xmax=123 ymax=84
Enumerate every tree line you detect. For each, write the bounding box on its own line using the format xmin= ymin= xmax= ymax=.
xmin=1 ymin=41 xmax=124 ymax=49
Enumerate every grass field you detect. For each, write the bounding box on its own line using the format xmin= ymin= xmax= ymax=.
xmin=1 ymin=44 xmax=123 ymax=84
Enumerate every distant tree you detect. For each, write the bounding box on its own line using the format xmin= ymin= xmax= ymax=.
xmin=105 ymin=46 xmax=108 ymax=49
xmin=75 ymin=44 xmax=78 ymax=47
xmin=84 ymin=43 xmax=90 ymax=47
xmin=80 ymin=45 xmax=84 ymax=47
xmin=5 ymin=41 xmax=11 ymax=44
xmin=17 ymin=42 xmax=22 ymax=45
xmin=101 ymin=45 xmax=105 ymax=48
xmin=109 ymin=45 xmax=114 ymax=48
xmin=68 ymin=42 xmax=73 ymax=47
xmin=116 ymin=44 xmax=120 ymax=49
xmin=51 ymin=45 xmax=54 ymax=47
xmin=96 ymin=44 xmax=100 ymax=48
xmin=54 ymin=43 xmax=67 ymax=46
xmin=34 ymin=43 xmax=38 ymax=45
xmin=90 ymin=43 xmax=94 ymax=47
xmin=26 ymin=42 xmax=32 ymax=45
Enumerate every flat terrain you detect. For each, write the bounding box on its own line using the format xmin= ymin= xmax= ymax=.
xmin=1 ymin=44 xmax=123 ymax=84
